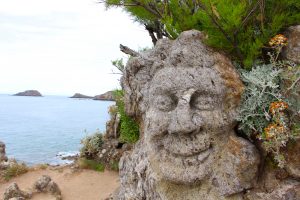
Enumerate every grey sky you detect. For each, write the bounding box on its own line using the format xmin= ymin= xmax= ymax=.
xmin=0 ymin=0 xmax=152 ymax=96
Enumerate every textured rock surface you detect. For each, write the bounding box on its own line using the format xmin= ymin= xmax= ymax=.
xmin=13 ymin=90 xmax=42 ymax=97
xmin=106 ymin=105 xmax=121 ymax=139
xmin=69 ymin=93 xmax=92 ymax=98
xmin=0 ymin=141 xmax=8 ymax=163
xmin=93 ymin=91 xmax=114 ymax=101
xmin=283 ymin=139 xmax=300 ymax=179
xmin=117 ymin=30 xmax=260 ymax=199
xmin=33 ymin=175 xmax=61 ymax=199
xmin=245 ymin=180 xmax=300 ymax=200
xmin=283 ymin=25 xmax=300 ymax=64
xmin=3 ymin=183 xmax=32 ymax=200
xmin=96 ymin=113 xmax=130 ymax=170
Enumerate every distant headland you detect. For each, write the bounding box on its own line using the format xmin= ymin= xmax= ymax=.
xmin=93 ymin=91 xmax=114 ymax=101
xmin=70 ymin=93 xmax=93 ymax=99
xmin=13 ymin=90 xmax=42 ymax=97
xmin=70 ymin=91 xmax=115 ymax=101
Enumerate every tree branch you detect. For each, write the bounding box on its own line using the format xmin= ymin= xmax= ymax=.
xmin=119 ymin=44 xmax=139 ymax=57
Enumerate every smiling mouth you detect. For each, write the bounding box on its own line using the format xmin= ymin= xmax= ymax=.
xmin=166 ymin=147 xmax=212 ymax=162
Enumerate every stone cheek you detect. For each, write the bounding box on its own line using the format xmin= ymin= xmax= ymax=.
xmin=211 ymin=136 xmax=260 ymax=196
xmin=283 ymin=25 xmax=300 ymax=64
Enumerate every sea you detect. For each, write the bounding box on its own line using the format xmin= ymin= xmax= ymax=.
xmin=0 ymin=94 xmax=114 ymax=165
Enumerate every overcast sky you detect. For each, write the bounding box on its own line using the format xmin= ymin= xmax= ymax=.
xmin=0 ymin=0 xmax=152 ymax=96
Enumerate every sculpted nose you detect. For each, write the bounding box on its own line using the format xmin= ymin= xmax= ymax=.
xmin=168 ymin=101 xmax=198 ymax=135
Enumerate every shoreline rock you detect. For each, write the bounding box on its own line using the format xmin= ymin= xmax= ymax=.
xmin=13 ymin=90 xmax=42 ymax=97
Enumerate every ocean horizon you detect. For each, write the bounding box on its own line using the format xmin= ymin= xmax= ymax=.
xmin=0 ymin=94 xmax=114 ymax=165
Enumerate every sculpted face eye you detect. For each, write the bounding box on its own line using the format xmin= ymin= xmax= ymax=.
xmin=154 ymin=94 xmax=178 ymax=112
xmin=190 ymin=93 xmax=216 ymax=110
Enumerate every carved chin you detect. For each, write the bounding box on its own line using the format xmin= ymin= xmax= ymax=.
xmin=150 ymin=147 xmax=213 ymax=184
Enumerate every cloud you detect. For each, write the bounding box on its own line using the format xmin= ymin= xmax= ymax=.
xmin=0 ymin=0 xmax=152 ymax=95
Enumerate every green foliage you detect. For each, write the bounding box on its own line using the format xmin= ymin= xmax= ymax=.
xmin=237 ymin=64 xmax=282 ymax=136
xmin=237 ymin=53 xmax=300 ymax=167
xmin=2 ymin=162 xmax=28 ymax=181
xmin=77 ymin=158 xmax=105 ymax=172
xmin=113 ymin=90 xmax=139 ymax=144
xmin=111 ymin=58 xmax=125 ymax=74
xmin=103 ymin=0 xmax=300 ymax=68
xmin=109 ymin=160 xmax=119 ymax=171
xmin=80 ymin=131 xmax=104 ymax=159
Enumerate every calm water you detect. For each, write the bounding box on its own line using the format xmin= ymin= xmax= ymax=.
xmin=0 ymin=94 xmax=114 ymax=165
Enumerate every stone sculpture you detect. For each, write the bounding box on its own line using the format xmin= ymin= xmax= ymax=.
xmin=117 ymin=30 xmax=260 ymax=200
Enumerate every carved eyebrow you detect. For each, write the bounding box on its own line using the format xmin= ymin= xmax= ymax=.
xmin=190 ymin=90 xmax=220 ymax=97
xmin=151 ymin=86 xmax=178 ymax=96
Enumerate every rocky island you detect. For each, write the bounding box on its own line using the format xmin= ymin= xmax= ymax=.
xmin=93 ymin=91 xmax=114 ymax=101
xmin=13 ymin=90 xmax=42 ymax=97
xmin=70 ymin=93 xmax=93 ymax=99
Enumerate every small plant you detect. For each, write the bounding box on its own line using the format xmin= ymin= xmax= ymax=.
xmin=237 ymin=34 xmax=300 ymax=168
xmin=77 ymin=158 xmax=105 ymax=172
xmin=80 ymin=130 xmax=104 ymax=159
xmin=237 ymin=64 xmax=282 ymax=136
xmin=2 ymin=162 xmax=28 ymax=181
xmin=109 ymin=160 xmax=119 ymax=171
xmin=113 ymin=90 xmax=139 ymax=144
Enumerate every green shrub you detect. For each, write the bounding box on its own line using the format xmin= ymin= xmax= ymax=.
xmin=80 ymin=131 xmax=103 ymax=159
xmin=237 ymin=50 xmax=300 ymax=167
xmin=104 ymin=0 xmax=300 ymax=68
xmin=77 ymin=158 xmax=105 ymax=172
xmin=237 ymin=64 xmax=282 ymax=136
xmin=109 ymin=160 xmax=119 ymax=171
xmin=113 ymin=90 xmax=139 ymax=144
xmin=2 ymin=162 xmax=28 ymax=181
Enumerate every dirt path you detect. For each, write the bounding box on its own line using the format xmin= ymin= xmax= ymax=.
xmin=0 ymin=166 xmax=119 ymax=200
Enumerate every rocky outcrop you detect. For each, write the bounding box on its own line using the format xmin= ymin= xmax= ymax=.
xmin=33 ymin=175 xmax=62 ymax=199
xmin=3 ymin=183 xmax=32 ymax=200
xmin=116 ymin=30 xmax=259 ymax=200
xmin=93 ymin=91 xmax=114 ymax=101
xmin=13 ymin=90 xmax=42 ymax=97
xmin=0 ymin=141 xmax=8 ymax=163
xmin=69 ymin=93 xmax=93 ymax=99
xmin=106 ymin=105 xmax=121 ymax=139
xmin=89 ymin=105 xmax=128 ymax=170
xmin=283 ymin=25 xmax=300 ymax=64
xmin=3 ymin=176 xmax=62 ymax=200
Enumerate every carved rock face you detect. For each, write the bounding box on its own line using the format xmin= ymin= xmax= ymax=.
xmin=119 ymin=30 xmax=260 ymax=199
xmin=144 ymin=66 xmax=231 ymax=184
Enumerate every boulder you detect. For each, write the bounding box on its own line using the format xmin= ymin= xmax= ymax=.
xmin=93 ymin=91 xmax=114 ymax=101
xmin=13 ymin=90 xmax=42 ymax=97
xmin=116 ymin=30 xmax=259 ymax=199
xmin=3 ymin=183 xmax=32 ymax=200
xmin=69 ymin=93 xmax=93 ymax=98
xmin=33 ymin=175 xmax=61 ymax=199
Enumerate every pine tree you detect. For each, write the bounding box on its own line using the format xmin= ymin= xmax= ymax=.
xmin=102 ymin=0 xmax=300 ymax=68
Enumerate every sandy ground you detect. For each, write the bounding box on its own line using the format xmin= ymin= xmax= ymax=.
xmin=0 ymin=166 xmax=119 ymax=200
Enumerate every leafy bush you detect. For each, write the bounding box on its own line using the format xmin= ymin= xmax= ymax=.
xmin=80 ymin=131 xmax=103 ymax=159
xmin=2 ymin=162 xmax=28 ymax=181
xmin=237 ymin=43 xmax=300 ymax=167
xmin=77 ymin=158 xmax=105 ymax=172
xmin=109 ymin=160 xmax=119 ymax=171
xmin=104 ymin=0 xmax=300 ymax=68
xmin=113 ymin=90 xmax=139 ymax=144
xmin=237 ymin=64 xmax=282 ymax=136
